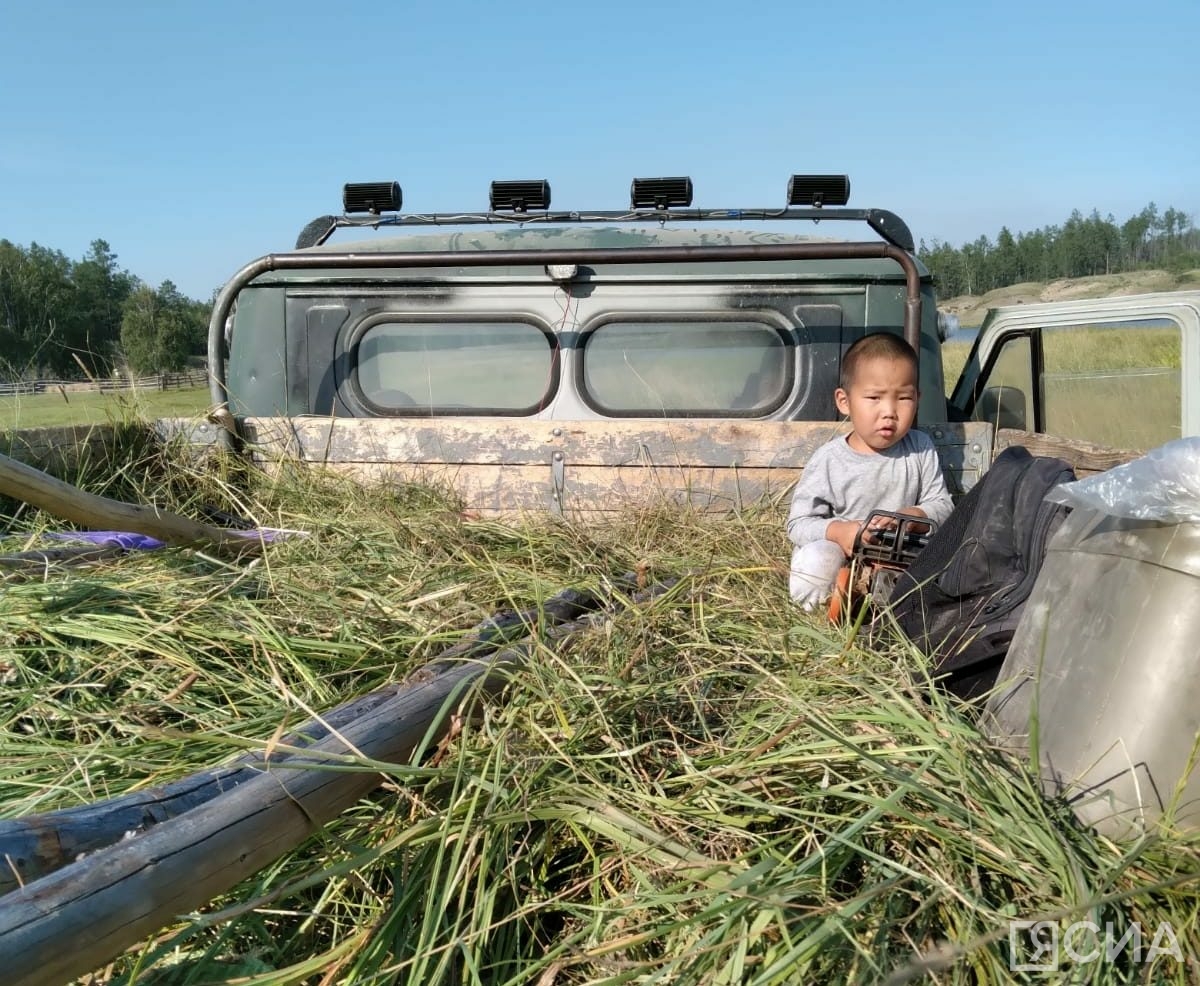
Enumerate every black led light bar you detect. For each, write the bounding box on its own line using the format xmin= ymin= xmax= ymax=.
xmin=630 ymin=176 xmax=694 ymax=210
xmin=490 ymin=179 xmax=552 ymax=212
xmin=787 ymin=174 xmax=851 ymax=208
xmin=343 ymin=181 xmax=403 ymax=215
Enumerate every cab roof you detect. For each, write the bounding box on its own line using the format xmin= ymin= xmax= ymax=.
xmin=251 ymin=225 xmax=931 ymax=284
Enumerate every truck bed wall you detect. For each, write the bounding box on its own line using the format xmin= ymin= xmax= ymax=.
xmin=240 ymin=418 xmax=996 ymax=519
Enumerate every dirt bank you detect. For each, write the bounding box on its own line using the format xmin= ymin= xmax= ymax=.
xmin=940 ymin=269 xmax=1200 ymax=326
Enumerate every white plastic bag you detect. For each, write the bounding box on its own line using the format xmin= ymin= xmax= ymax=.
xmin=1044 ymin=437 xmax=1200 ymax=523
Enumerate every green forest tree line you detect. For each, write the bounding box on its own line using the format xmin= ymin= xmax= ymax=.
xmin=2 ymin=202 xmax=1197 ymax=378
xmin=0 ymin=238 xmax=209 ymax=380
xmin=918 ymin=202 xmax=1199 ymax=298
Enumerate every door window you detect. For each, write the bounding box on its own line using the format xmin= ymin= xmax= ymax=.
xmin=1042 ymin=319 xmax=1180 ymax=449
xmin=971 ymin=333 xmax=1034 ymax=432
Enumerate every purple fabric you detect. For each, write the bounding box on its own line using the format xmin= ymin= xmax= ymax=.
xmin=44 ymin=531 xmax=166 ymax=551
xmin=43 ymin=528 xmax=303 ymax=551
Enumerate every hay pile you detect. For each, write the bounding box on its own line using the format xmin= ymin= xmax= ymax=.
xmin=1 ymin=445 xmax=1196 ymax=984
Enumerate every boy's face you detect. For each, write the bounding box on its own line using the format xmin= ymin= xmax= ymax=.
xmin=834 ymin=356 xmax=919 ymax=453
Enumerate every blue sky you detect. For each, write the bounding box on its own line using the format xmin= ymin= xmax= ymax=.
xmin=2 ymin=0 xmax=1196 ymax=301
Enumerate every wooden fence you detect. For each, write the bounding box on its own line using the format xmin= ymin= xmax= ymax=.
xmin=0 ymin=370 xmax=207 ymax=397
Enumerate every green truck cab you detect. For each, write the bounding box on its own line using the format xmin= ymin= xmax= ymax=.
xmin=208 ymin=175 xmax=1200 ymax=515
xmin=223 ymin=224 xmax=948 ymax=426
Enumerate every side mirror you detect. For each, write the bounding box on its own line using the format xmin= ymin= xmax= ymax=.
xmin=977 ymin=385 xmax=1027 ymax=431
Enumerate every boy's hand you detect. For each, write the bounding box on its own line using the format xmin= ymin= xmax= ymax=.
xmin=861 ymin=515 xmax=899 ymax=546
xmin=826 ymin=519 xmax=863 ymax=557
xmin=895 ymin=506 xmax=931 ymax=534
xmin=860 ymin=508 xmax=931 ymax=545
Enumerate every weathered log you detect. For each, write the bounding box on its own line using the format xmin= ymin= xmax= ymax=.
xmin=0 ymin=576 xmax=636 ymax=894
xmin=994 ymin=428 xmax=1143 ymax=475
xmin=0 ymin=579 xmax=680 ymax=986
xmin=0 ymin=451 xmax=262 ymax=558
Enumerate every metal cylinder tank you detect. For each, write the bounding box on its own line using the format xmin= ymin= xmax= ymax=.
xmin=983 ymin=506 xmax=1200 ymax=840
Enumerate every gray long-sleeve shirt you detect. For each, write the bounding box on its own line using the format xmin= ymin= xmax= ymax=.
xmin=786 ymin=429 xmax=954 ymax=547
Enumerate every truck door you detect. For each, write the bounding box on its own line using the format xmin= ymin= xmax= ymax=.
xmin=946 ymin=292 xmax=1200 ymax=450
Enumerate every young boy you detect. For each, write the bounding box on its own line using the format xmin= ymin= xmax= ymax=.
xmin=787 ymin=332 xmax=953 ymax=611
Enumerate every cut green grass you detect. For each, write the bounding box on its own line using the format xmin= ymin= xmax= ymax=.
xmin=0 ymin=432 xmax=1197 ymax=985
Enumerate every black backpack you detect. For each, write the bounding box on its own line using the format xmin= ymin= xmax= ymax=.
xmin=888 ymin=446 xmax=1077 ymax=701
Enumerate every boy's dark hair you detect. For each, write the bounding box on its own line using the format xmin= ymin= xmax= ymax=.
xmin=839 ymin=332 xmax=919 ymax=391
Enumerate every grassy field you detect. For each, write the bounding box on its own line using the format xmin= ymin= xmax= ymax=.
xmin=941 ymin=327 xmax=1181 ymax=447
xmin=0 ymin=385 xmax=211 ymax=430
xmin=941 ymin=341 xmax=972 ymax=395
xmin=1 ymin=439 xmax=1197 ymax=985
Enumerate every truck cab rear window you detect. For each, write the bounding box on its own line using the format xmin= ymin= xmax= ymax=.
xmin=579 ymin=320 xmax=790 ymax=416
xmin=354 ymin=320 xmax=556 ymax=414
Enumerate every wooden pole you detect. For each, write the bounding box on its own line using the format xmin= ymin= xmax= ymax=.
xmin=0 ymin=580 xmax=680 ymax=986
xmin=0 ymin=451 xmax=262 ymax=558
xmin=0 ymin=658 xmax=494 ymax=986
xmin=0 ymin=577 xmax=635 ymax=893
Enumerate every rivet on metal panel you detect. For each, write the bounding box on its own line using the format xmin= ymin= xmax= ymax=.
xmin=972 ymin=443 xmax=982 ymax=453
xmin=551 ymin=427 xmax=562 ymax=437
xmin=933 ymin=429 xmax=944 ymax=439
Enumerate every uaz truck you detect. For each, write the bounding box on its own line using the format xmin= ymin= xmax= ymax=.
xmin=205 ymin=173 xmax=1199 ymax=516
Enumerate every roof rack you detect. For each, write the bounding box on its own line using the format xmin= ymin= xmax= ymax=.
xmin=295 ymin=175 xmax=915 ymax=252
xmin=296 ymin=207 xmax=915 ymax=253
